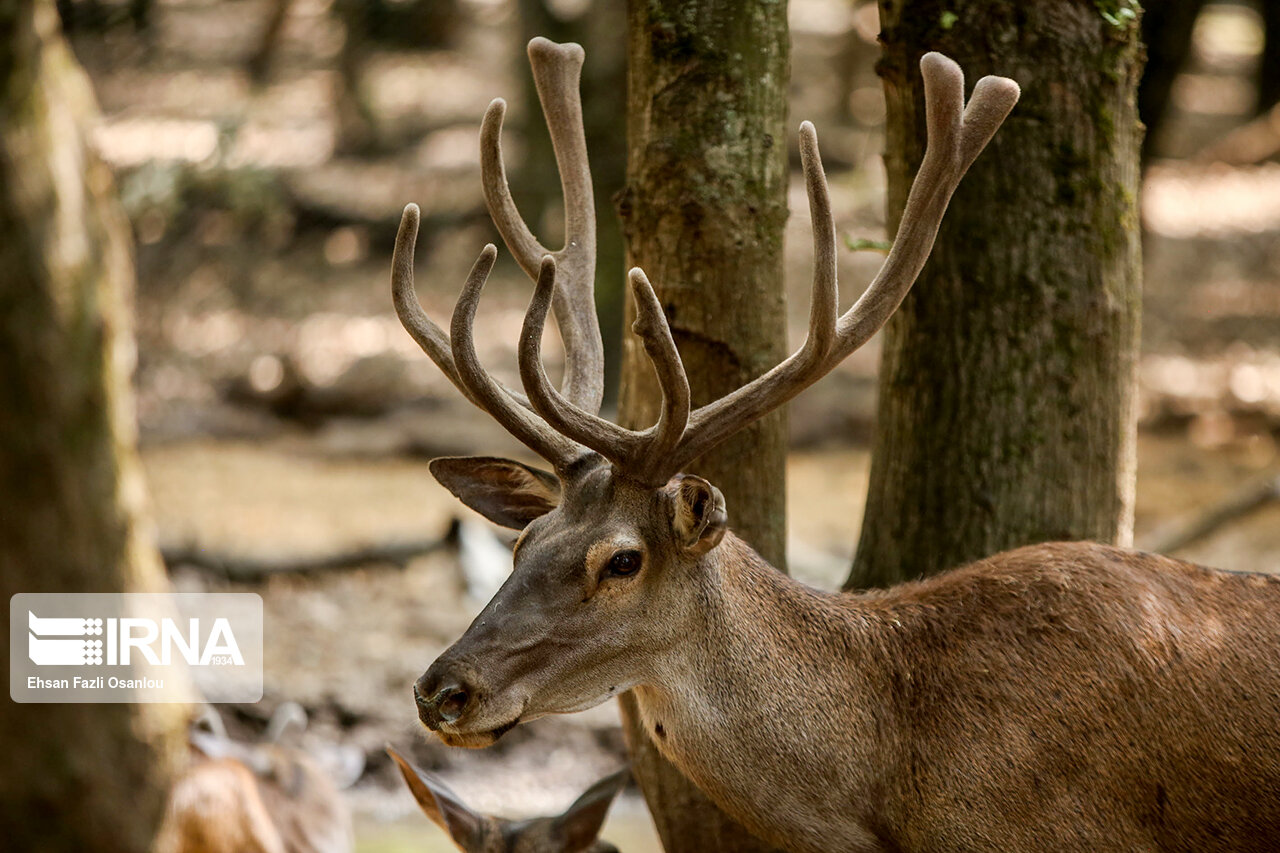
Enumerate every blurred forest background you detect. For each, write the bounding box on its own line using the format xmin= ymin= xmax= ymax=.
xmin=28 ymin=0 xmax=1280 ymax=849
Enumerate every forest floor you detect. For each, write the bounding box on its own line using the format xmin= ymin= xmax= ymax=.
xmin=65 ymin=0 xmax=1280 ymax=850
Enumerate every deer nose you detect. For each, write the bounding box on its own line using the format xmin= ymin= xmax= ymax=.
xmin=414 ymin=672 xmax=474 ymax=729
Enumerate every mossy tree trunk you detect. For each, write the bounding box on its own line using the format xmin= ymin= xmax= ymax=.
xmin=848 ymin=0 xmax=1143 ymax=590
xmin=616 ymin=1 xmax=789 ymax=850
xmin=0 ymin=2 xmax=183 ymax=850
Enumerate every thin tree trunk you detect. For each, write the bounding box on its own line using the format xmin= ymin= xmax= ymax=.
xmin=248 ymin=0 xmax=294 ymax=84
xmin=848 ymin=0 xmax=1143 ymax=590
xmin=617 ymin=1 xmax=789 ymax=850
xmin=1258 ymin=0 xmax=1280 ymax=117
xmin=333 ymin=0 xmax=376 ymax=154
xmin=1138 ymin=0 xmax=1205 ymax=164
xmin=0 ymin=3 xmax=183 ymax=849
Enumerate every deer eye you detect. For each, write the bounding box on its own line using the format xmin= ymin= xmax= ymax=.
xmin=605 ymin=549 xmax=643 ymax=578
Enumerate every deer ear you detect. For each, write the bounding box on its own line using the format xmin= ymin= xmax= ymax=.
xmin=430 ymin=456 xmax=561 ymax=530
xmin=668 ymin=475 xmax=727 ymax=555
xmin=554 ymin=768 xmax=628 ymax=852
xmin=387 ymin=747 xmax=488 ymax=851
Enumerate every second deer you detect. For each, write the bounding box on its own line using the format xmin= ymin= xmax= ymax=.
xmin=395 ymin=37 xmax=1280 ymax=853
xmin=155 ymin=704 xmax=355 ymax=853
xmin=387 ymin=746 xmax=626 ymax=852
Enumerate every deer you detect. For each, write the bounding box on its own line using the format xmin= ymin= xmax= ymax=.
xmin=386 ymin=746 xmax=627 ymax=852
xmin=392 ymin=36 xmax=1280 ymax=853
xmin=154 ymin=704 xmax=355 ymax=853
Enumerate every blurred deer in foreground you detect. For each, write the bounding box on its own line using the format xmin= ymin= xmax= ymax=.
xmin=387 ymin=747 xmax=625 ymax=852
xmin=395 ymin=37 xmax=1280 ymax=853
xmin=155 ymin=704 xmax=354 ymax=853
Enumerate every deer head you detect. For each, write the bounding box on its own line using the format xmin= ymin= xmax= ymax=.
xmin=387 ymin=747 xmax=626 ymax=853
xmin=396 ymin=38 xmax=1018 ymax=748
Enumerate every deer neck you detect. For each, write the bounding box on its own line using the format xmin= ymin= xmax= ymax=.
xmin=632 ymin=532 xmax=900 ymax=852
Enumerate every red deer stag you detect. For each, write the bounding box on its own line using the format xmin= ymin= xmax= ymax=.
xmin=387 ymin=746 xmax=626 ymax=852
xmin=394 ymin=36 xmax=1280 ymax=853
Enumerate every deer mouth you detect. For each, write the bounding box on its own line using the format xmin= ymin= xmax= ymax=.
xmin=434 ymin=717 xmax=521 ymax=749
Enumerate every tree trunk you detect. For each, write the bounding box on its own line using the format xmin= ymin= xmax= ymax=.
xmin=616 ymin=1 xmax=789 ymax=850
xmin=848 ymin=0 xmax=1143 ymax=590
xmin=1258 ymin=0 xmax=1280 ymax=117
xmin=0 ymin=3 xmax=183 ymax=850
xmin=333 ymin=0 xmax=376 ymax=154
xmin=1138 ymin=0 xmax=1205 ymax=164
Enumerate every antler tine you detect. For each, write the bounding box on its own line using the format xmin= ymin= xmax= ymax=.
xmin=627 ymin=268 xmax=691 ymax=479
xmin=519 ymin=256 xmax=635 ymax=460
xmin=392 ymin=204 xmax=469 ymax=398
xmin=392 ymin=204 xmax=537 ymax=409
xmin=662 ymin=53 xmax=1020 ymax=476
xmin=518 ymin=259 xmax=691 ymax=484
xmin=960 ymin=73 xmax=1023 ymax=168
xmin=799 ymin=120 xmax=839 ymax=361
xmin=830 ymin=54 xmax=1019 ymax=349
xmin=480 ymin=37 xmax=604 ymax=416
xmin=646 ymin=120 xmax=842 ymax=473
xmin=449 ymin=249 xmax=583 ymax=466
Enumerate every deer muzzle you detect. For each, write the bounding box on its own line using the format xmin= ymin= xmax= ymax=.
xmin=413 ymin=679 xmax=470 ymax=730
xmin=413 ymin=656 xmax=524 ymax=749
xmin=413 ymin=668 xmax=477 ymax=730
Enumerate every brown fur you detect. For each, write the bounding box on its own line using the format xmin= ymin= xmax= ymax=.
xmin=155 ymin=758 xmax=287 ymax=853
xmin=636 ymin=537 xmax=1280 ymax=852
xmin=155 ymin=733 xmax=352 ymax=853
xmin=416 ymin=460 xmax=1280 ymax=853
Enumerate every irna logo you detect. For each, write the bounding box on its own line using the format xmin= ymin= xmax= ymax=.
xmin=28 ymin=611 xmax=244 ymax=667
xmin=12 ymin=592 xmax=263 ymax=703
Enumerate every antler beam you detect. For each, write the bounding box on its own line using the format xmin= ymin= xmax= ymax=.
xmin=391 ymin=210 xmax=582 ymax=464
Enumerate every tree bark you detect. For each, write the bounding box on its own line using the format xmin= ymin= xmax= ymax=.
xmin=0 ymin=3 xmax=183 ymax=850
xmin=848 ymin=0 xmax=1143 ymax=590
xmin=616 ymin=1 xmax=789 ymax=850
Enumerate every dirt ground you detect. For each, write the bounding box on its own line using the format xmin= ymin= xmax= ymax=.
xmin=61 ymin=0 xmax=1280 ymax=849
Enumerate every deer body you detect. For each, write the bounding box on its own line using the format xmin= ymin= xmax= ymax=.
xmin=630 ymin=537 xmax=1280 ymax=852
xmin=155 ymin=705 xmax=354 ymax=853
xmin=157 ymin=757 xmax=290 ymax=853
xmin=390 ymin=35 xmax=1280 ymax=853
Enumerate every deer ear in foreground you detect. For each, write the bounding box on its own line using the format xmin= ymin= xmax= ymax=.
xmin=430 ymin=456 xmax=561 ymax=530
xmin=387 ymin=746 xmax=625 ymax=852
xmin=395 ymin=34 xmax=1280 ymax=853
xmin=667 ymin=475 xmax=726 ymax=555
xmin=553 ymin=768 xmax=629 ymax=853
xmin=387 ymin=746 xmax=490 ymax=850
